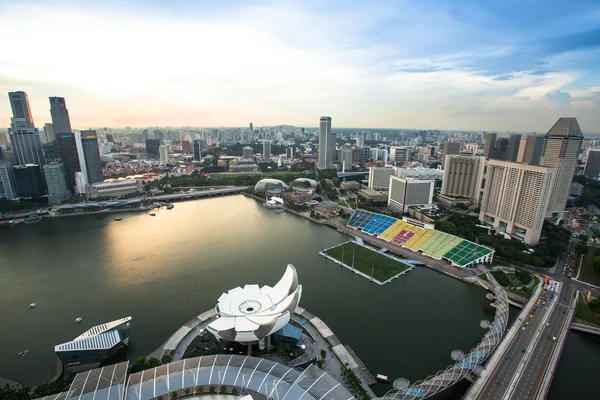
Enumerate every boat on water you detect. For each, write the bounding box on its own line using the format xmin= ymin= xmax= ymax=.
xmin=0 ymin=220 xmax=9 ymax=227
xmin=376 ymin=374 xmax=390 ymax=383
xmin=114 ymin=218 xmax=122 ymax=221
xmin=18 ymin=350 xmax=29 ymax=357
xmin=274 ymin=209 xmax=285 ymax=214
xmin=166 ymin=204 xmax=174 ymax=210
xmin=29 ymin=303 xmax=36 ymax=309
xmin=74 ymin=317 xmax=83 ymax=323
xmin=23 ymin=215 xmax=42 ymax=224
xmin=149 ymin=213 xmax=156 ymax=216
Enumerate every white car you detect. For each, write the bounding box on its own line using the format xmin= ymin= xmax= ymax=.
xmin=546 ymin=323 xmax=550 ymax=327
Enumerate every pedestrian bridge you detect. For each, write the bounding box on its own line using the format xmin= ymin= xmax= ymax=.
xmin=375 ymin=272 xmax=509 ymax=399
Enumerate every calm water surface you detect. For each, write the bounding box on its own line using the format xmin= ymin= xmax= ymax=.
xmin=0 ymin=195 xmax=597 ymax=398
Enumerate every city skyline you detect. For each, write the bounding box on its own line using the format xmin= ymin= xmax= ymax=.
xmin=0 ymin=0 xmax=599 ymax=132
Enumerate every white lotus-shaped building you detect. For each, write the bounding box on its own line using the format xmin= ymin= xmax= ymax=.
xmin=207 ymin=264 xmax=302 ymax=343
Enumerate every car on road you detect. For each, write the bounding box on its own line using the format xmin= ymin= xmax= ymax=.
xmin=506 ymin=354 xmax=511 ymax=359
xmin=546 ymin=323 xmax=550 ymax=327
xmin=552 ymin=337 xmax=556 ymax=342
xmin=522 ymin=327 xmax=526 ymax=331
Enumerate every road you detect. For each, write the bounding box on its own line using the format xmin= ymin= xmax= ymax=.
xmin=474 ymin=244 xmax=578 ymax=400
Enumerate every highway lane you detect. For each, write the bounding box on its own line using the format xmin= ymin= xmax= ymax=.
xmin=474 ymin=284 xmax=556 ymax=399
xmin=511 ymin=283 xmax=576 ymax=400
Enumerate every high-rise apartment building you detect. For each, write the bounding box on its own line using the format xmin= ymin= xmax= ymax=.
xmin=479 ymin=160 xmax=555 ymax=245
xmin=50 ymin=97 xmax=79 ymax=192
xmin=388 ymin=176 xmax=434 ymax=214
xmin=43 ymin=161 xmax=71 ymax=203
xmin=42 ymin=123 xmax=55 ymax=144
xmin=484 ymin=133 xmax=521 ymax=161
xmin=368 ymin=167 xmax=394 ymax=189
xmin=317 ymin=116 xmax=332 ymax=169
xmin=539 ymin=118 xmax=583 ymax=213
xmin=8 ymin=92 xmax=45 ymax=167
xmin=263 ymin=141 xmax=272 ymax=160
xmin=0 ymin=160 xmax=19 ymax=200
xmin=159 ymin=145 xmax=170 ymax=163
xmin=80 ymin=130 xmax=103 ymax=184
xmin=441 ymin=154 xmax=485 ymax=201
xmin=584 ymin=149 xmax=600 ymax=180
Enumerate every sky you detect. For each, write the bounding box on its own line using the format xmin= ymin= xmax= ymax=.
xmin=1 ymin=0 xmax=599 ymax=132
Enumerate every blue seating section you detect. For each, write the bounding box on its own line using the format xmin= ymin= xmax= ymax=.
xmin=362 ymin=214 xmax=397 ymax=236
xmin=347 ymin=209 xmax=376 ymax=229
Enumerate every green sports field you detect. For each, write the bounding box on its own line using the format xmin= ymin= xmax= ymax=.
xmin=325 ymin=242 xmax=408 ymax=282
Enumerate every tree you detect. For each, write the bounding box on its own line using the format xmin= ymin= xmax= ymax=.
xmin=129 ymin=356 xmax=150 ymax=373
xmin=320 ymin=349 xmax=327 ymax=359
xmin=588 ymin=299 xmax=600 ymax=314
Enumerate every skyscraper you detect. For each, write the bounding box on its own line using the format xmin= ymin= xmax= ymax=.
xmin=42 ymin=123 xmax=55 ymax=144
xmin=193 ymin=139 xmax=201 ymax=161
xmin=13 ymin=164 xmax=46 ymax=198
xmin=442 ymin=141 xmax=461 ymax=165
xmin=317 ymin=116 xmax=332 ymax=169
xmin=50 ymin=97 xmax=79 ymax=192
xmin=263 ymin=141 xmax=272 ymax=160
xmin=80 ymin=130 xmax=103 ymax=184
xmin=145 ymin=139 xmax=160 ymax=158
xmin=539 ymin=118 xmax=583 ymax=213
xmin=8 ymin=92 xmax=45 ymax=167
xmin=521 ymin=135 xmax=545 ymax=165
xmin=484 ymin=133 xmax=522 ymax=162
xmin=249 ymin=122 xmax=253 ymax=133
xmin=479 ymin=160 xmax=555 ymax=245
xmin=43 ymin=161 xmax=71 ymax=203
xmin=8 ymin=91 xmax=34 ymax=125
xmin=0 ymin=160 xmax=19 ymax=200
xmin=584 ymin=149 xmax=600 ymax=180
xmin=159 ymin=145 xmax=170 ymax=163
xmin=441 ymin=154 xmax=485 ymax=201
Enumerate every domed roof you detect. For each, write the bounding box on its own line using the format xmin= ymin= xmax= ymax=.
xmin=254 ymin=179 xmax=288 ymax=192
xmin=290 ymin=178 xmax=318 ymax=189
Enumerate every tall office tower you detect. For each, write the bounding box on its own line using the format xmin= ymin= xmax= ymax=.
xmin=441 ymin=154 xmax=485 ymax=201
xmin=43 ymin=141 xmax=62 ymax=161
xmin=243 ymin=146 xmax=254 ymax=159
xmin=49 ymin=97 xmax=73 ymax=135
xmin=263 ymin=141 xmax=272 ymax=160
xmin=0 ymin=160 xmax=19 ymax=199
xmin=43 ymin=123 xmax=55 ymax=143
xmin=442 ymin=141 xmax=461 ymax=165
xmin=106 ymin=133 xmax=114 ymax=143
xmin=479 ymin=160 xmax=555 ymax=245
xmin=8 ymin=92 xmax=45 ymax=167
xmin=584 ymin=149 xmax=600 ymax=180
xmin=159 ymin=145 xmax=169 ymax=163
xmin=516 ymin=139 xmax=527 ymax=163
xmin=368 ymin=167 xmax=394 ymax=189
xmin=429 ymin=146 xmax=436 ymax=157
xmin=9 ymin=91 xmax=34 ymax=125
xmin=50 ymin=97 xmax=80 ymax=192
xmin=484 ymin=133 xmax=522 ymax=161
xmin=317 ymin=116 xmax=332 ymax=169
xmin=387 ymin=176 xmax=434 ymax=214
xmin=539 ymin=118 xmax=583 ymax=213
xmin=286 ymin=147 xmax=293 ymax=158
xmin=390 ymin=146 xmax=411 ymax=165
xmin=181 ymin=140 xmax=192 ymax=154
xmin=43 ymin=161 xmax=71 ymax=203
xmin=249 ymin=122 xmax=253 ymax=133
xmin=80 ymin=130 xmax=103 ymax=184
xmin=193 ymin=139 xmax=201 ymax=161
xmin=13 ymin=164 xmax=46 ymax=198
xmin=145 ymin=139 xmax=160 ymax=158
xmin=521 ymin=135 xmax=545 ymax=165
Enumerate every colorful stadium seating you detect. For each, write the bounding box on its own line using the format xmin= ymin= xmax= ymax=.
xmin=346 ymin=209 xmax=494 ymax=268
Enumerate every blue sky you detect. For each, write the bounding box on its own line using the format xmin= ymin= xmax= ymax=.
xmin=0 ymin=0 xmax=599 ymax=132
